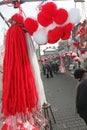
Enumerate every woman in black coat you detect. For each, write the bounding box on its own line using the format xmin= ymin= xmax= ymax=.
xmin=74 ymin=68 xmax=87 ymax=125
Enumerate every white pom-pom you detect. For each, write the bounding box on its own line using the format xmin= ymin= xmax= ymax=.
xmin=72 ymin=52 xmax=77 ymax=57
xmin=68 ymin=8 xmax=81 ymax=24
xmin=81 ymin=51 xmax=87 ymax=58
xmin=46 ymin=22 xmax=57 ymax=32
xmin=33 ymin=27 xmax=48 ymax=45
xmin=74 ymin=56 xmax=80 ymax=62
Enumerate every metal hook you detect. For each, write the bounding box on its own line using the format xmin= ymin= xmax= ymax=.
xmin=36 ymin=0 xmax=46 ymax=11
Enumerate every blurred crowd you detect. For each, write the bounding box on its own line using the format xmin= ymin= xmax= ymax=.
xmin=42 ymin=63 xmax=59 ymax=78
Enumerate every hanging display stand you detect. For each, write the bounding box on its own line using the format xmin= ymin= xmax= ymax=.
xmin=42 ymin=103 xmax=56 ymax=130
xmin=72 ymin=0 xmax=87 ymax=51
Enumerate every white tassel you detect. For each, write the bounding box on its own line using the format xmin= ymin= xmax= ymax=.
xmin=26 ymin=33 xmax=47 ymax=108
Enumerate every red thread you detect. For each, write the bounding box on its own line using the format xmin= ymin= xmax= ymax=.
xmin=2 ymin=21 xmax=38 ymax=116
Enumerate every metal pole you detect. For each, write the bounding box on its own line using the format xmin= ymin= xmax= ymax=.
xmin=0 ymin=12 xmax=10 ymax=27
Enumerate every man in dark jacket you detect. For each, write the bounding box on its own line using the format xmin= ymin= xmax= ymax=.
xmin=74 ymin=68 xmax=87 ymax=125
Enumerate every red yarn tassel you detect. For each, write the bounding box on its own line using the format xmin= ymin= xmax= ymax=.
xmin=2 ymin=25 xmax=38 ymax=116
xmin=1 ymin=124 xmax=8 ymax=130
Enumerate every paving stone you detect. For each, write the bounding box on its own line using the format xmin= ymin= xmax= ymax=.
xmin=42 ymin=73 xmax=87 ymax=130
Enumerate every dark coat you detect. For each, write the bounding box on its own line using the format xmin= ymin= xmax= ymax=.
xmin=76 ymin=77 xmax=87 ymax=121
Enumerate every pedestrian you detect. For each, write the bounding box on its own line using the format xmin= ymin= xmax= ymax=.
xmin=49 ymin=63 xmax=53 ymax=77
xmin=42 ymin=64 xmax=46 ymax=75
xmin=74 ymin=68 xmax=87 ymax=125
xmin=45 ymin=64 xmax=50 ymax=78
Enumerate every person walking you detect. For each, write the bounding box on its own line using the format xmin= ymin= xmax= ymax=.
xmin=45 ymin=64 xmax=50 ymax=78
xmin=74 ymin=68 xmax=87 ymax=125
xmin=49 ymin=63 xmax=53 ymax=78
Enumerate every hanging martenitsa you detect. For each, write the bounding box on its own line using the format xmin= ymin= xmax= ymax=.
xmin=72 ymin=0 xmax=87 ymax=54
xmin=0 ymin=2 xmax=49 ymax=130
xmin=24 ymin=1 xmax=81 ymax=45
xmin=72 ymin=20 xmax=87 ymax=47
xmin=59 ymin=54 xmax=66 ymax=73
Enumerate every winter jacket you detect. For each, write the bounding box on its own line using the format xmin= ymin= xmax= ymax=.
xmin=76 ymin=76 xmax=87 ymax=120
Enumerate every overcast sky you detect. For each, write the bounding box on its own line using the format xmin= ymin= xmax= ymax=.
xmin=0 ymin=0 xmax=87 ymax=52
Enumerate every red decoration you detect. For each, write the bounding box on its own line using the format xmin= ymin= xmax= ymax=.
xmin=2 ymin=14 xmax=38 ymax=116
xmin=9 ymin=13 xmax=24 ymax=25
xmin=72 ymin=20 xmax=87 ymax=44
xmin=54 ymin=8 xmax=68 ymax=24
xmin=80 ymin=27 xmax=85 ymax=33
xmin=61 ymin=32 xmax=71 ymax=40
xmin=79 ymin=43 xmax=86 ymax=48
xmin=73 ymin=42 xmax=79 ymax=47
xmin=32 ymin=124 xmax=40 ymax=130
xmin=71 ymin=52 xmax=77 ymax=58
xmin=80 ymin=51 xmax=86 ymax=54
xmin=37 ymin=11 xmax=53 ymax=27
xmin=64 ymin=23 xmax=74 ymax=32
xmin=41 ymin=2 xmax=57 ymax=17
xmin=74 ymin=57 xmax=80 ymax=62
xmin=16 ymin=122 xmax=24 ymax=128
xmin=79 ymin=34 xmax=85 ymax=39
xmin=74 ymin=59 xmax=79 ymax=62
xmin=24 ymin=18 xmax=38 ymax=35
xmin=59 ymin=55 xmax=66 ymax=73
xmin=1 ymin=124 xmax=8 ymax=130
xmin=48 ymin=27 xmax=63 ymax=43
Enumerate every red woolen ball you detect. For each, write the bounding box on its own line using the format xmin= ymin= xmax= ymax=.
xmin=24 ymin=18 xmax=38 ymax=35
xmin=79 ymin=34 xmax=85 ymax=39
xmin=54 ymin=8 xmax=68 ymax=24
xmin=48 ymin=27 xmax=63 ymax=43
xmin=41 ymin=2 xmax=57 ymax=17
xmin=80 ymin=43 xmax=85 ymax=48
xmin=61 ymin=32 xmax=71 ymax=40
xmin=64 ymin=23 xmax=74 ymax=32
xmin=80 ymin=51 xmax=86 ymax=54
xmin=71 ymin=55 xmax=76 ymax=59
xmin=37 ymin=11 xmax=53 ymax=27
xmin=73 ymin=42 xmax=79 ymax=47
xmin=10 ymin=13 xmax=24 ymax=24
xmin=74 ymin=59 xmax=79 ymax=62
xmin=80 ymin=27 xmax=85 ymax=33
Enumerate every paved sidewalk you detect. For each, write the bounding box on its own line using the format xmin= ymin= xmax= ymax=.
xmin=42 ymin=72 xmax=87 ymax=130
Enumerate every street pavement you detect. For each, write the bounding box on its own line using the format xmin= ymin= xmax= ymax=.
xmin=0 ymin=71 xmax=87 ymax=130
xmin=41 ymin=71 xmax=87 ymax=130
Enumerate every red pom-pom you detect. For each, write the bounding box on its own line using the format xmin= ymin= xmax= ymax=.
xmin=54 ymin=8 xmax=68 ymax=24
xmin=73 ymin=42 xmax=79 ymax=47
xmin=61 ymin=32 xmax=71 ymax=40
xmin=48 ymin=27 xmax=63 ymax=43
xmin=80 ymin=51 xmax=86 ymax=54
xmin=37 ymin=11 xmax=53 ymax=27
xmin=10 ymin=13 xmax=24 ymax=24
xmin=24 ymin=18 xmax=38 ymax=35
xmin=64 ymin=23 xmax=74 ymax=32
xmin=79 ymin=43 xmax=86 ymax=48
xmin=41 ymin=2 xmax=57 ymax=17
xmin=79 ymin=34 xmax=85 ymax=39
xmin=74 ymin=57 xmax=80 ymax=62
